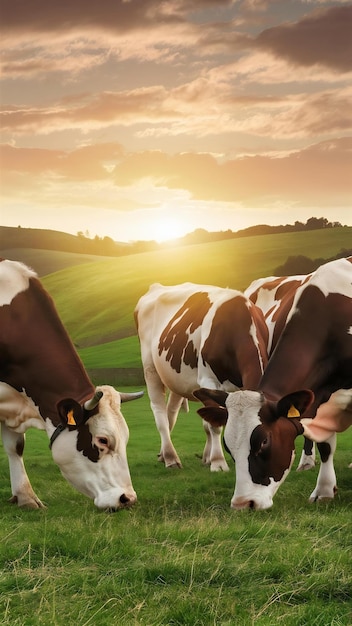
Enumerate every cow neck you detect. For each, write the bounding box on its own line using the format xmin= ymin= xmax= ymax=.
xmin=3 ymin=278 xmax=95 ymax=426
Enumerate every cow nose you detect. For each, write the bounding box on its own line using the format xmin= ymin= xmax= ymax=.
xmin=231 ymin=498 xmax=256 ymax=510
xmin=119 ymin=492 xmax=137 ymax=508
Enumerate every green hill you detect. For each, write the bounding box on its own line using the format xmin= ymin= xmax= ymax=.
xmin=0 ymin=248 xmax=116 ymax=277
xmin=41 ymin=226 xmax=351 ymax=344
xmin=2 ymin=226 xmax=351 ymax=382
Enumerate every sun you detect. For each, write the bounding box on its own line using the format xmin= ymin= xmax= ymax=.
xmin=154 ymin=216 xmax=189 ymax=243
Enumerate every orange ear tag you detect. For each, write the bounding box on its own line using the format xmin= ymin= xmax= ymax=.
xmin=288 ymin=405 xmax=300 ymax=418
xmin=67 ymin=410 xmax=76 ymax=426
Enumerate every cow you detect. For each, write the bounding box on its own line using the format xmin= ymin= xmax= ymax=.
xmin=0 ymin=259 xmax=143 ymax=510
xmin=134 ymin=282 xmax=269 ymax=471
xmin=244 ymin=272 xmax=317 ymax=472
xmin=195 ymin=256 xmax=352 ymax=510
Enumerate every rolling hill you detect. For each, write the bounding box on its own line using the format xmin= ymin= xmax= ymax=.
xmin=2 ymin=226 xmax=351 ymax=383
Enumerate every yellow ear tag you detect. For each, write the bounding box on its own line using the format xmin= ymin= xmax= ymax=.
xmin=288 ymin=404 xmax=300 ymax=418
xmin=67 ymin=410 xmax=76 ymax=426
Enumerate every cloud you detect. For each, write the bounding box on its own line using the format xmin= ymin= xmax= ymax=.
xmin=256 ymin=5 xmax=352 ymax=71
xmin=3 ymin=1 xmax=351 ymax=81
xmin=1 ymin=0 xmax=182 ymax=36
xmin=2 ymin=78 xmax=351 ymax=142
xmin=111 ymin=137 xmax=352 ymax=206
xmin=2 ymin=137 xmax=351 ymax=207
xmin=0 ymin=142 xmax=124 ymax=180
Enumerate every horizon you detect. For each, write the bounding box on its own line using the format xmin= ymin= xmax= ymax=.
xmin=2 ymin=216 xmax=350 ymax=247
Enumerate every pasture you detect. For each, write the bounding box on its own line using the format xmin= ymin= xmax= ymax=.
xmin=1 ymin=392 xmax=351 ymax=625
xmin=1 ymin=228 xmax=352 ymax=624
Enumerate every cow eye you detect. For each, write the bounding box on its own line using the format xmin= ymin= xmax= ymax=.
xmin=97 ymin=437 xmax=108 ymax=446
xmin=259 ymin=434 xmax=271 ymax=454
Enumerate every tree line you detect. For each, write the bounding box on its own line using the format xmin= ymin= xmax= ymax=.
xmin=0 ymin=217 xmax=347 ymax=258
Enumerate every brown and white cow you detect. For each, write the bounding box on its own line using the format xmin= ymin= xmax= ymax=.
xmin=195 ymin=256 xmax=352 ymax=509
xmin=0 ymin=259 xmax=143 ymax=510
xmin=244 ymin=271 xmax=317 ymax=472
xmin=135 ymin=282 xmax=268 ymax=471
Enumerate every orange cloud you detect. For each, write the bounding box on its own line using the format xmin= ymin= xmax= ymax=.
xmin=111 ymin=138 xmax=352 ymax=206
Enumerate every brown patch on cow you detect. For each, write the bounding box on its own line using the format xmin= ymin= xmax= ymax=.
xmin=201 ymin=297 xmax=267 ymax=388
xmin=16 ymin=435 xmax=25 ymax=457
xmin=249 ymin=417 xmax=300 ymax=485
xmin=158 ymin=292 xmax=212 ymax=373
xmin=77 ymin=424 xmax=99 ymax=462
xmin=270 ymin=279 xmax=307 ymax=349
xmin=317 ymin=441 xmax=331 ymax=463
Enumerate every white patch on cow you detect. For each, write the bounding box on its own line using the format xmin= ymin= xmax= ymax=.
xmin=223 ymin=390 xmax=296 ymax=510
xmin=230 ymin=461 xmax=294 ymax=511
xmin=0 ymin=259 xmax=37 ymax=306
xmin=310 ymin=257 xmax=352 ymax=298
xmin=286 ymin=257 xmax=352 ymax=325
xmin=48 ymin=385 xmax=137 ymax=510
xmin=309 ymin=433 xmax=337 ymax=502
xmin=0 ymin=383 xmax=44 ymax=433
xmin=247 ymin=302 xmax=266 ymax=375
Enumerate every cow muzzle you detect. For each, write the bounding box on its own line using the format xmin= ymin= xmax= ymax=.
xmin=95 ymin=489 xmax=137 ymax=512
xmin=231 ymin=495 xmax=273 ymax=511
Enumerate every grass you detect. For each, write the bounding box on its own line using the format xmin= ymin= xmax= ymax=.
xmin=78 ymin=336 xmax=142 ymax=369
xmin=1 ymin=231 xmax=352 ymax=623
xmin=1 ymin=391 xmax=351 ymax=625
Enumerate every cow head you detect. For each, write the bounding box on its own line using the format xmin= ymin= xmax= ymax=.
xmin=194 ymin=387 xmax=314 ymax=510
xmin=48 ymin=385 xmax=143 ymax=511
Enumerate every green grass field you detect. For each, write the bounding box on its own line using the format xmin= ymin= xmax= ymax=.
xmin=1 ymin=392 xmax=351 ymax=625
xmin=1 ymin=229 xmax=352 ymax=624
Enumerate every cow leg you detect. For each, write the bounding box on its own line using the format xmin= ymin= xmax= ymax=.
xmin=144 ymin=366 xmax=182 ymax=468
xmin=297 ymin=437 xmax=316 ymax=471
xmin=1 ymin=422 xmax=45 ymax=508
xmin=201 ymin=422 xmax=229 ymax=472
xmin=166 ymin=391 xmax=185 ymax=433
xmin=309 ymin=433 xmax=337 ymax=502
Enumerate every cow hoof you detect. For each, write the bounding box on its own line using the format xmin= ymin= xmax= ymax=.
xmin=9 ymin=494 xmax=46 ymax=509
xmin=309 ymin=489 xmax=336 ymax=503
xmin=210 ymin=462 xmax=230 ymax=472
xmin=166 ymin=461 xmax=183 ymax=469
xmin=297 ymin=462 xmax=315 ymax=472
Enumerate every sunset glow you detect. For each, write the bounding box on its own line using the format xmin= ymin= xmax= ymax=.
xmin=1 ymin=1 xmax=351 ymax=242
xmin=153 ymin=216 xmax=190 ymax=243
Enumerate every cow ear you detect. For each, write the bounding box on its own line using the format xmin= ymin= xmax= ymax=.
xmin=197 ymin=406 xmax=228 ymax=427
xmin=56 ymin=399 xmax=85 ymax=427
xmin=277 ymin=390 xmax=314 ymax=420
xmin=193 ymin=388 xmax=228 ymax=408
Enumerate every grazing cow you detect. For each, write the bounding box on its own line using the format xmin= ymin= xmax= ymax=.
xmin=195 ymin=256 xmax=352 ymax=509
xmin=135 ymin=282 xmax=268 ymax=471
xmin=244 ymin=272 xmax=317 ymax=472
xmin=0 ymin=259 xmax=143 ymax=510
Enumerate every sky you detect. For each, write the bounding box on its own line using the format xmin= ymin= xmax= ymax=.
xmin=1 ymin=0 xmax=351 ymax=243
